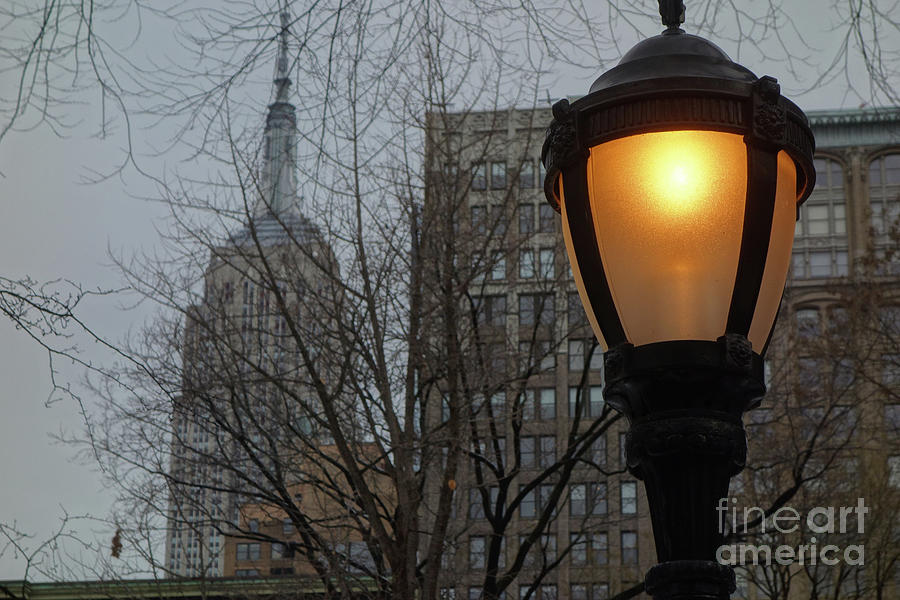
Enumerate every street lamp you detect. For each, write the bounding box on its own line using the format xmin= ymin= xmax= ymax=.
xmin=541 ymin=2 xmax=815 ymax=599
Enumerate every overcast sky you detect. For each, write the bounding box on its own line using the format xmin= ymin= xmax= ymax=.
xmin=0 ymin=0 xmax=894 ymax=582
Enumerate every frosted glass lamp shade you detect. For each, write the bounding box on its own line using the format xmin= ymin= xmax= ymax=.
xmin=561 ymin=131 xmax=798 ymax=353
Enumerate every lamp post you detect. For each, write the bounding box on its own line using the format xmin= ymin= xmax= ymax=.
xmin=541 ymin=2 xmax=815 ymax=599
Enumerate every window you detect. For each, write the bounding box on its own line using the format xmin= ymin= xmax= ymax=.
xmin=591 ymin=533 xmax=609 ymax=565
xmin=487 ymin=342 xmax=506 ymax=373
xmin=272 ymin=542 xmax=294 ymax=559
xmin=539 ymin=435 xmax=556 ymax=468
xmin=568 ymin=292 xmax=587 ymax=327
xmin=538 ymin=340 xmax=554 ymax=370
xmin=490 ymin=393 xmax=506 ymax=419
xmin=568 ymin=386 xmax=604 ymax=418
xmin=796 ymin=158 xmax=846 ymax=236
xmin=568 ymin=340 xmax=585 ymax=371
xmin=441 ymin=588 xmax=457 ymax=600
xmin=885 ymin=404 xmax=900 ymax=432
xmin=519 ymin=585 xmax=555 ymax=600
xmin=569 ymin=340 xmax=603 ymax=373
xmin=590 ymin=482 xmax=608 ymax=515
xmin=797 ymin=358 xmax=823 ymax=390
xmin=521 ymin=389 xmax=555 ymax=420
xmin=472 ymin=205 xmax=487 ymax=234
xmin=870 ymin=153 xmax=900 ymax=185
xmin=441 ymin=396 xmax=452 ymax=423
xmin=235 ymin=569 xmax=259 ymax=577
xmin=571 ymin=585 xmax=588 ymax=600
xmin=472 ymin=163 xmax=487 ymax=191
xmin=619 ymin=432 xmax=628 ymax=467
xmin=621 ymin=481 xmax=637 ymax=515
xmin=889 ymin=456 xmax=900 ymax=488
xmin=236 ymin=543 xmax=261 ymax=561
xmin=520 ymin=435 xmax=537 ymax=467
xmin=475 ymin=295 xmax=507 ymax=327
xmin=490 ymin=252 xmax=506 ymax=281
xmin=520 ymin=486 xmax=536 ymax=518
xmin=540 ymin=534 xmax=557 ymax=562
xmin=519 ymin=293 xmax=555 ymax=326
xmin=520 ymin=250 xmax=535 ymax=279
xmin=882 ymin=306 xmax=900 ymax=336
xmin=566 ymin=482 xmax=607 ymax=515
xmin=491 ymin=205 xmax=508 ymax=236
xmin=248 ymin=519 xmax=259 ymax=532
xmin=469 ymin=486 xmax=498 ymax=520
xmin=799 ymin=407 xmax=825 ymax=441
xmin=539 ymin=204 xmax=555 ymax=232
xmin=826 ymin=306 xmax=848 ymax=332
xmin=539 ymin=389 xmax=556 ymax=420
xmin=539 ymin=248 xmax=555 ymax=279
xmin=796 ymin=308 xmax=820 ymax=338
xmin=519 ymin=204 xmax=535 ymax=233
xmin=520 ymin=484 xmax=554 ymax=518
xmin=442 ymin=161 xmax=460 ymax=182
xmin=470 ymin=536 xmax=486 ymax=569
xmin=491 ymin=162 xmax=507 ymax=189
xmin=570 ymin=484 xmax=587 ymax=516
xmin=869 ymin=154 xmax=900 ymax=235
xmin=793 ymin=157 xmax=849 ymax=279
xmin=518 ymin=340 xmax=553 ymax=371
xmin=469 ymin=488 xmax=485 ymax=519
xmin=570 ymin=533 xmax=588 ymax=565
xmin=469 ymin=587 xmax=483 ymax=600
xmin=271 ymin=542 xmax=284 ymax=559
xmin=834 ymin=359 xmax=855 ymax=389
xmin=519 ymin=160 xmax=536 ymax=189
xmin=591 ymin=435 xmax=607 ymax=466
xmin=621 ymin=531 xmax=638 ymax=564
xmin=793 ymin=249 xmax=848 ymax=278
xmin=592 ymin=583 xmax=609 ymax=600
xmin=589 ymin=386 xmax=604 ymax=415
xmin=883 ymin=355 xmax=900 ymax=386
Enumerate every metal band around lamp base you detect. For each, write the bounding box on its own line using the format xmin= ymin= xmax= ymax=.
xmin=602 ymin=336 xmax=765 ymax=419
xmin=645 ymin=561 xmax=736 ymax=600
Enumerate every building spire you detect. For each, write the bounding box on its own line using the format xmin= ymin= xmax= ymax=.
xmin=274 ymin=10 xmax=291 ymax=103
xmin=257 ymin=8 xmax=297 ymax=217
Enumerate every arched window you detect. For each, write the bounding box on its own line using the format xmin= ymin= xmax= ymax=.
xmin=792 ymin=157 xmax=848 ymax=279
xmin=868 ymin=153 xmax=900 ymax=274
xmin=869 ymin=153 xmax=900 ymax=235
